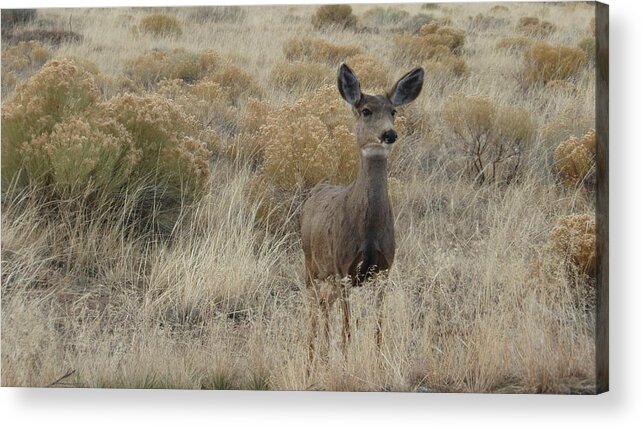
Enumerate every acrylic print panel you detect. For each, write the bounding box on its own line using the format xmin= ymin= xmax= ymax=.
xmin=0 ymin=2 xmax=608 ymax=393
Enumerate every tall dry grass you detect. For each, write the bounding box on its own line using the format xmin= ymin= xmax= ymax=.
xmin=1 ymin=2 xmax=598 ymax=393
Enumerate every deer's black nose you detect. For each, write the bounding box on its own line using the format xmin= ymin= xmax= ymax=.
xmin=382 ymin=130 xmax=397 ymax=144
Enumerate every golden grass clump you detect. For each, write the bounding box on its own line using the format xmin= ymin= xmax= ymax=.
xmin=283 ymin=37 xmax=362 ymax=65
xmin=269 ymin=61 xmax=333 ymax=92
xmin=442 ymin=94 xmax=535 ymax=183
xmin=136 ymin=13 xmax=183 ymax=37
xmin=516 ymin=16 xmax=556 ymax=37
xmin=362 ymin=7 xmax=410 ymax=26
xmin=311 ymin=5 xmax=357 ymax=30
xmin=549 ymin=214 xmax=596 ymax=276
xmin=553 ymin=129 xmax=596 ymax=188
xmin=496 ymin=36 xmax=533 ymax=53
xmin=125 ymin=48 xmax=220 ymax=88
xmin=345 ymin=54 xmax=392 ymax=92
xmin=523 ymin=42 xmax=588 ymax=84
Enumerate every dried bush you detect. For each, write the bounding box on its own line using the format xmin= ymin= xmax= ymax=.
xmin=517 ymin=16 xmax=556 ymax=37
xmin=1 ymin=9 xmax=36 ymax=30
xmin=1 ymin=41 xmax=49 ymax=92
xmin=549 ymin=214 xmax=596 ymax=277
xmin=345 ymin=54 xmax=392 ymax=91
xmin=269 ymin=61 xmax=332 ymax=92
xmin=496 ymin=36 xmax=533 ymax=53
xmin=283 ymin=37 xmax=361 ymax=65
xmin=125 ymin=49 xmax=219 ymax=88
xmin=311 ymin=5 xmax=357 ymax=30
xmin=442 ymin=95 xmax=535 ymax=183
xmin=188 ymin=6 xmax=247 ymax=23
xmin=136 ymin=13 xmax=183 ymax=37
xmin=362 ymin=7 xmax=410 ymax=26
xmin=523 ymin=42 xmax=588 ymax=84
xmin=421 ymin=3 xmax=440 ymax=10
xmin=553 ymin=129 xmax=596 ymax=188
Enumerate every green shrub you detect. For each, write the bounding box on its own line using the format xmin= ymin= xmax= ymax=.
xmin=311 ymin=5 xmax=357 ymax=30
xmin=137 ymin=13 xmax=183 ymax=37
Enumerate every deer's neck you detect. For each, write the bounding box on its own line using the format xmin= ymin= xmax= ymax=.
xmin=351 ymin=150 xmax=392 ymax=233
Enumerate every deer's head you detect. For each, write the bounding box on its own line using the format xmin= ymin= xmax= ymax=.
xmin=337 ymin=63 xmax=424 ymax=157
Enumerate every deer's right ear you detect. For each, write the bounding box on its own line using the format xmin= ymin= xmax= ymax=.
xmin=337 ymin=63 xmax=361 ymax=106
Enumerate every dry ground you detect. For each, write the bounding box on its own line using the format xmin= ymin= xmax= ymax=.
xmin=1 ymin=3 xmax=597 ymax=392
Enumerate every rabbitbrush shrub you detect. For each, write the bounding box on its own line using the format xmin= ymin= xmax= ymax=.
xmin=1 ymin=59 xmax=210 ymax=233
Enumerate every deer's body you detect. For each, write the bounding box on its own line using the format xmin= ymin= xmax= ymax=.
xmin=301 ymin=148 xmax=394 ymax=291
xmin=300 ymin=63 xmax=424 ymax=368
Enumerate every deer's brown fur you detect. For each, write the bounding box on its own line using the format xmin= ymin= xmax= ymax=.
xmin=300 ymin=63 xmax=424 ymax=368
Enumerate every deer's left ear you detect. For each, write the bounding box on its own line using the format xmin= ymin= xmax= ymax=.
xmin=388 ymin=67 xmax=424 ymax=106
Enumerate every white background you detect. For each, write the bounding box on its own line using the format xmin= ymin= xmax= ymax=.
xmin=1 ymin=0 xmax=639 ymax=426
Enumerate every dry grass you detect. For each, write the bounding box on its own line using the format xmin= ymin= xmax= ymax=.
xmin=1 ymin=3 xmax=598 ymax=393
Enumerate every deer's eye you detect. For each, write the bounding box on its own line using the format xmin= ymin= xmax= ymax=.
xmin=361 ymin=108 xmax=372 ymax=117
xmin=391 ymin=109 xmax=397 ymax=117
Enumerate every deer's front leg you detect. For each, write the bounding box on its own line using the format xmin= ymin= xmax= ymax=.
xmin=340 ymin=279 xmax=351 ymax=356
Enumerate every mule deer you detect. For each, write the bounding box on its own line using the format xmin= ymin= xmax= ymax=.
xmin=300 ymin=63 xmax=424 ymax=365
